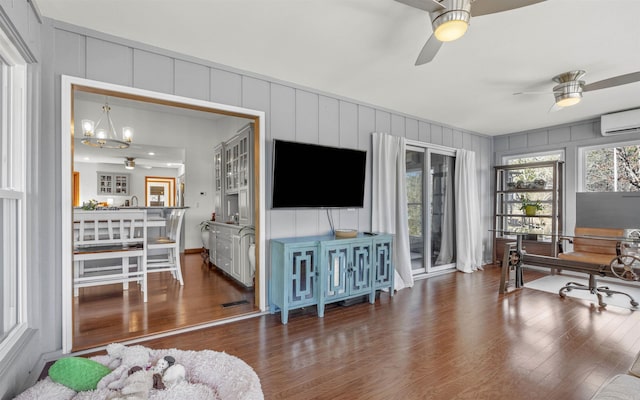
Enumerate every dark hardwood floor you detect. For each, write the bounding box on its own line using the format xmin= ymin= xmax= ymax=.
xmin=77 ymin=264 xmax=640 ymax=399
xmin=73 ymin=251 xmax=258 ymax=351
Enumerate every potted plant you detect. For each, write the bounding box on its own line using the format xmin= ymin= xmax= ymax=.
xmin=200 ymin=220 xmax=212 ymax=249
xmin=239 ymin=225 xmax=256 ymax=281
xmin=519 ymin=195 xmax=543 ymax=216
xmin=81 ymin=199 xmax=99 ymax=210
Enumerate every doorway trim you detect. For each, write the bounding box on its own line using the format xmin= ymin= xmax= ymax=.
xmin=406 ymin=139 xmax=457 ymax=275
xmin=61 ymin=75 xmax=266 ymax=353
xmin=145 ymin=176 xmax=176 ymax=207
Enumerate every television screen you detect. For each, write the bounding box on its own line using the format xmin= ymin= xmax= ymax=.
xmin=271 ymin=139 xmax=367 ymax=208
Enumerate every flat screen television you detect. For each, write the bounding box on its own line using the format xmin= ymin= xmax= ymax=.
xmin=271 ymin=139 xmax=367 ymax=208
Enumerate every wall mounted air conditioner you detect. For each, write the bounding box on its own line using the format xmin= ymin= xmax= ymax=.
xmin=601 ymin=108 xmax=640 ymax=136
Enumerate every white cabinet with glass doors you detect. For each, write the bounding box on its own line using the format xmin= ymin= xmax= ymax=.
xmin=213 ymin=123 xmax=253 ymax=226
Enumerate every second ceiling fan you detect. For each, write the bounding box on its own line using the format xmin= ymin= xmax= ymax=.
xmin=514 ymin=70 xmax=640 ymax=111
xmin=395 ymin=0 xmax=546 ymax=65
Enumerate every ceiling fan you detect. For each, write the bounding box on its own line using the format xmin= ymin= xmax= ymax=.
xmin=394 ymin=0 xmax=546 ymax=65
xmin=514 ymin=70 xmax=640 ymax=111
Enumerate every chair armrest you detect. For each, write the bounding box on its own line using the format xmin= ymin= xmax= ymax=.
xmin=558 ymin=236 xmax=573 ymax=254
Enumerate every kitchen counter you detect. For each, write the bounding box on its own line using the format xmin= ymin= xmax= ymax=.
xmin=73 ymin=206 xmax=189 ymax=210
xmin=208 ymin=220 xmax=245 ymax=229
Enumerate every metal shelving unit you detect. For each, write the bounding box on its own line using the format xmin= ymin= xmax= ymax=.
xmin=492 ymin=161 xmax=564 ymax=265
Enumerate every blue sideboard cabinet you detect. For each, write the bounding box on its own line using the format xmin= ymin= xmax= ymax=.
xmin=270 ymin=233 xmax=393 ymax=324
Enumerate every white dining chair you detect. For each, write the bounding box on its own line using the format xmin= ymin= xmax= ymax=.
xmin=73 ymin=209 xmax=148 ymax=302
xmin=146 ymin=209 xmax=186 ymax=285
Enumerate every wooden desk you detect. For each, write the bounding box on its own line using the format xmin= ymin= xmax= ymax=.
xmin=495 ymin=230 xmax=640 ymax=294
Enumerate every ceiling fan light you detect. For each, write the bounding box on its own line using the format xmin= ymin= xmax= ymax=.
xmin=553 ymin=80 xmax=584 ymax=107
xmin=124 ymin=157 xmax=136 ymax=170
xmin=434 ymin=19 xmax=468 ymax=42
xmin=432 ymin=7 xmax=470 ymax=42
xmin=555 ymin=93 xmax=582 ymax=108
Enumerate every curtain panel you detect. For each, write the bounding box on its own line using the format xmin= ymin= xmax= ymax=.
xmin=455 ymin=149 xmax=484 ymax=273
xmin=371 ymin=132 xmax=413 ymax=291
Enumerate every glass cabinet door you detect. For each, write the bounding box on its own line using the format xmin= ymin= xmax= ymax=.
xmin=238 ymin=135 xmax=248 ymax=188
xmin=225 ymin=146 xmax=232 ymax=191
xmin=214 ymin=148 xmax=222 ymax=192
xmin=290 ymin=247 xmax=317 ymax=306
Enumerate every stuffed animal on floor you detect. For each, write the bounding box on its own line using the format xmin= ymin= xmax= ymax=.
xmin=151 ymin=355 xmax=186 ymax=389
xmin=150 ymin=355 xmax=174 ymax=390
xmin=98 ymin=343 xmax=153 ymax=391
xmin=162 ymin=362 xmax=186 ymax=389
xmin=106 ymin=366 xmax=154 ymax=400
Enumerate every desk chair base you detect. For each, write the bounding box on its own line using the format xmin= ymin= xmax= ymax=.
xmin=558 ymin=274 xmax=639 ymax=308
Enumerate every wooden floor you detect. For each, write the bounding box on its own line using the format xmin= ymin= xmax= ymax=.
xmin=73 ymin=252 xmax=258 ymax=351
xmin=78 ymin=265 xmax=640 ymax=399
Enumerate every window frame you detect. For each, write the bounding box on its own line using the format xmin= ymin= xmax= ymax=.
xmin=501 ymin=149 xmax=565 ymax=165
xmin=0 ymin=26 xmax=28 ymax=362
xmin=578 ymin=139 xmax=640 ymax=192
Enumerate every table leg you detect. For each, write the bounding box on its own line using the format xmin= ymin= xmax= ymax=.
xmin=499 ymin=242 xmax=513 ymax=294
xmin=515 ymin=235 xmax=524 ymax=288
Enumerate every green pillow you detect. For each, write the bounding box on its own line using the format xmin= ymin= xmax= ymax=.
xmin=48 ymin=357 xmax=112 ymax=392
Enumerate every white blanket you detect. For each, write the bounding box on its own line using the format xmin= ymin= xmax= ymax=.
xmin=14 ymin=347 xmax=263 ymax=400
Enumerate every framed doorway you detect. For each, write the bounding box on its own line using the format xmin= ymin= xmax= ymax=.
xmin=407 ymin=142 xmax=457 ymax=275
xmin=145 ymin=176 xmax=176 ymax=207
xmin=61 ymin=75 xmax=266 ymax=353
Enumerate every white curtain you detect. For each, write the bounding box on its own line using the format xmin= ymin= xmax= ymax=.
xmin=435 ymin=170 xmax=455 ymax=265
xmin=455 ymin=149 xmax=484 ymax=273
xmin=372 ymin=132 xmax=413 ymax=291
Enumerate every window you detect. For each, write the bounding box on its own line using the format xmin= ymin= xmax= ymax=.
xmin=502 ymin=150 xmax=564 ymax=190
xmin=581 ymin=142 xmax=640 ymax=192
xmin=0 ymin=29 xmax=28 ymax=353
xmin=503 ymin=150 xmax=564 ymax=165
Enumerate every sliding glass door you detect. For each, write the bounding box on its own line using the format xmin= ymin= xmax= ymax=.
xmin=407 ymin=144 xmax=456 ymax=274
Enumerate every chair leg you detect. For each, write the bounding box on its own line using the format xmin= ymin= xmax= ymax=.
xmin=122 ymin=257 xmax=130 ymax=291
xmin=559 ymin=274 xmax=607 ymax=307
xmin=141 ymin=254 xmax=148 ymax=303
xmin=74 ymin=261 xmax=80 ymax=297
xmin=558 ymin=274 xmax=639 ymax=308
xmin=175 ymin=247 xmax=184 ymax=285
xmin=597 ymin=287 xmax=639 ymax=307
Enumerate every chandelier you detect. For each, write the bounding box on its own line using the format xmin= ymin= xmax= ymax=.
xmin=81 ymin=98 xmax=133 ymax=149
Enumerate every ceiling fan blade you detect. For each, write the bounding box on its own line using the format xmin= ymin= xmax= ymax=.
xmin=470 ymin=0 xmax=546 ymax=17
xmin=513 ymin=91 xmax=555 ymax=95
xmin=394 ymin=0 xmax=446 ymax=13
xmin=549 ymin=103 xmax=563 ymax=113
xmin=583 ymin=71 xmax=640 ymax=92
xmin=415 ymin=34 xmax=443 ymax=65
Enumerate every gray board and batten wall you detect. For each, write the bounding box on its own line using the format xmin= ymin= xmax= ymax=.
xmin=0 ymin=8 xmax=494 ymax=400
